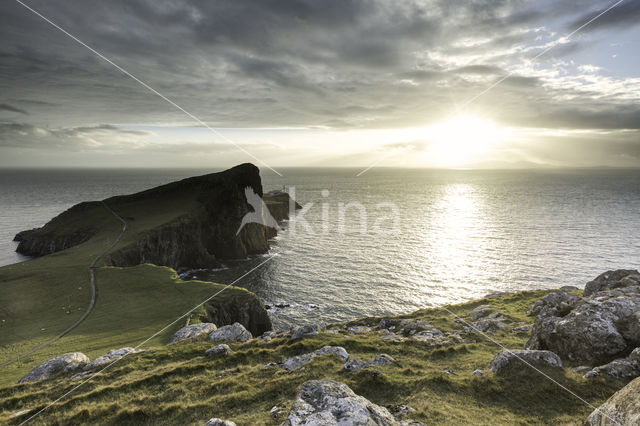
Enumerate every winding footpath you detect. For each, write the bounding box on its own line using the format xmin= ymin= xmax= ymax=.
xmin=0 ymin=201 xmax=127 ymax=368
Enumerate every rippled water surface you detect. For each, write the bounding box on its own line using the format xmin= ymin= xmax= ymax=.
xmin=1 ymin=168 xmax=639 ymax=328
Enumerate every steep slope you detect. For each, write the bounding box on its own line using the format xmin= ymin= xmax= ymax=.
xmin=1 ymin=164 xmax=296 ymax=386
xmin=15 ymin=163 xmax=299 ymax=268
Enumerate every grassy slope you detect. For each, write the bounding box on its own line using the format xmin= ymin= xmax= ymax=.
xmin=0 ymin=290 xmax=623 ymax=425
xmin=0 ymin=189 xmax=257 ymax=387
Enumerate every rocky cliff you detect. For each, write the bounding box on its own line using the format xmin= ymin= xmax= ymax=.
xmin=14 ymin=163 xmax=300 ymax=269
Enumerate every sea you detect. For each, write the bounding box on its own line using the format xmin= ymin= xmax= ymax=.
xmin=1 ymin=168 xmax=639 ymax=329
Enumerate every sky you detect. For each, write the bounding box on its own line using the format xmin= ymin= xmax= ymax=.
xmin=0 ymin=0 xmax=639 ymax=170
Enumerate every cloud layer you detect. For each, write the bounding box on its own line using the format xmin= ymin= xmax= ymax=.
xmin=0 ymin=0 xmax=639 ymax=167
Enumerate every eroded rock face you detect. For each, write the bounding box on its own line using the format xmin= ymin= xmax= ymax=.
xmin=585 ymin=376 xmax=640 ymax=425
xmin=84 ymin=347 xmax=139 ymax=371
xmin=169 ymin=323 xmax=217 ymax=343
xmin=202 ymin=294 xmax=271 ymax=337
xmin=282 ymin=380 xmax=397 ymax=425
xmin=488 ymin=349 xmax=563 ymax=376
xmin=526 ymin=270 xmax=640 ymax=363
xmin=209 ymin=322 xmax=252 ymax=343
xmin=18 ymin=352 xmax=89 ymax=384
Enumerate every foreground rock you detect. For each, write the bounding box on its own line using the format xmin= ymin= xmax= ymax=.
xmin=84 ymin=347 xmax=139 ymax=371
xmin=277 ymin=346 xmax=349 ymax=371
xmin=169 ymin=323 xmax=217 ymax=343
xmin=18 ymin=352 xmax=89 ymax=384
xmin=291 ymin=323 xmax=323 ymax=340
xmin=282 ymin=380 xmax=397 ymax=425
xmin=585 ymin=376 xmax=640 ymax=425
xmin=205 ymin=344 xmax=232 ymax=357
xmin=209 ymin=322 xmax=252 ymax=343
xmin=488 ymin=349 xmax=563 ymax=375
xmin=526 ymin=270 xmax=640 ymax=363
xmin=584 ymin=270 xmax=640 ymax=297
xmin=584 ymin=348 xmax=640 ymax=380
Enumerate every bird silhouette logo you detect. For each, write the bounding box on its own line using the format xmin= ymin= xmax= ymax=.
xmin=236 ymin=186 xmax=282 ymax=235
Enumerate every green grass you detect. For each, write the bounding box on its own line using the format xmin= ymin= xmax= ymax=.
xmin=0 ymin=186 xmax=259 ymax=387
xmin=0 ymin=290 xmax=624 ymax=425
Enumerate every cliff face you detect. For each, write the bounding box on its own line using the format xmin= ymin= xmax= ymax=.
xmin=14 ymin=202 xmax=102 ymax=257
xmin=14 ymin=163 xmax=299 ymax=269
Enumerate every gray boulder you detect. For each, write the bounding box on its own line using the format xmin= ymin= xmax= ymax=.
xmin=584 ymin=348 xmax=640 ymax=380
xmin=527 ymin=288 xmax=640 ymax=362
xmin=170 ymin=323 xmax=217 ymax=343
xmin=84 ymin=347 xmax=139 ymax=371
xmin=209 ymin=322 xmax=252 ymax=343
xmin=291 ymin=323 xmax=323 ymax=340
xmin=469 ymin=304 xmax=492 ymax=320
xmin=527 ymin=270 xmax=640 ymax=363
xmin=279 ymin=346 xmax=350 ymax=371
xmin=585 ymin=376 xmax=640 ymax=425
xmin=488 ymin=349 xmax=563 ymax=376
xmin=205 ymin=418 xmax=236 ymax=426
xmin=282 ymin=380 xmax=397 ymax=425
xmin=467 ymin=317 xmax=507 ymax=335
xmin=314 ymin=345 xmax=349 ymax=361
xmin=205 ymin=344 xmax=232 ymax=357
xmin=343 ymin=358 xmax=368 ymax=372
xmin=18 ymin=352 xmax=89 ymax=384
xmin=368 ymin=354 xmax=396 ymax=366
xmin=584 ymin=269 xmax=640 ymax=297
xmin=526 ymin=291 xmax=581 ymax=318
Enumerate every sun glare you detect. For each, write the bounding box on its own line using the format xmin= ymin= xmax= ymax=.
xmin=417 ymin=115 xmax=506 ymax=167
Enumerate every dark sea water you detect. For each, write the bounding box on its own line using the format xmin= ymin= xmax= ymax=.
xmin=1 ymin=168 xmax=639 ymax=328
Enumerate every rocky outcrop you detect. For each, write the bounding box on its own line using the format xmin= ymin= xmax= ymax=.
xmin=282 ymin=380 xmax=398 ymax=425
xmin=209 ymin=322 xmax=252 ymax=343
xmin=343 ymin=354 xmax=397 ymax=372
xmin=169 ymin=323 xmax=217 ymax=343
xmin=526 ymin=270 xmax=640 ymax=363
xmin=585 ymin=376 xmax=640 ymax=425
xmin=14 ymin=202 xmax=101 ymax=257
xmin=274 ymin=346 xmax=350 ymax=371
xmin=584 ymin=348 xmax=640 ymax=380
xmin=488 ymin=349 xmax=563 ymax=375
xmin=291 ymin=323 xmax=323 ymax=340
xmin=15 ymin=164 xmax=300 ymax=267
xmin=84 ymin=347 xmax=139 ymax=371
xmin=202 ymin=294 xmax=271 ymax=336
xmin=18 ymin=352 xmax=89 ymax=384
xmin=205 ymin=344 xmax=232 ymax=357
xmin=584 ymin=270 xmax=640 ymax=297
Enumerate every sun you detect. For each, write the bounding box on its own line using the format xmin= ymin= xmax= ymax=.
xmin=418 ymin=115 xmax=506 ymax=167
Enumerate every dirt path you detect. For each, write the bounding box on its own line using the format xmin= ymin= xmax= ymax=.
xmin=0 ymin=201 xmax=127 ymax=368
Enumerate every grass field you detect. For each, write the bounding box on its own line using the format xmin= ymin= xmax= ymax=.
xmin=0 ymin=290 xmax=624 ymax=425
xmin=0 ymin=179 xmax=263 ymax=388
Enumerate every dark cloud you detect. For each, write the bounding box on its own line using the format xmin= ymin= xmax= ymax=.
xmin=0 ymin=0 xmax=638 ymax=166
xmin=0 ymin=103 xmax=28 ymax=115
xmin=569 ymin=1 xmax=640 ymax=32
